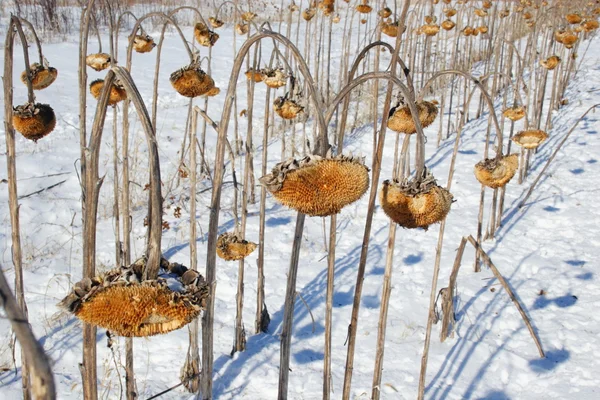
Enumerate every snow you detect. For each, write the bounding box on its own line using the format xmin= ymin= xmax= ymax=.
xmin=1 ymin=15 xmax=600 ymax=400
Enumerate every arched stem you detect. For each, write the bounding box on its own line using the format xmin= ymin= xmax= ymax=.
xmin=125 ymin=12 xmax=194 ymax=68
xmin=326 ymin=71 xmax=426 ymax=176
xmin=14 ymin=16 xmax=44 ymax=65
xmin=77 ymin=2 xmax=100 ymax=397
xmin=11 ymin=17 xmax=35 ymax=103
xmin=150 ymin=6 xmax=208 ymax=128
xmin=120 ymin=10 xmax=193 ymax=269
xmin=86 ymin=66 xmax=162 ymax=281
xmin=115 ymin=11 xmax=138 ymax=61
xmin=341 ymin=1 xmax=413 ymax=397
xmin=169 ymin=6 xmax=207 ymax=26
xmin=3 ymin=15 xmax=40 ymax=400
xmin=337 ymin=40 xmax=415 ymax=149
xmin=419 ymin=70 xmax=505 ymax=159
xmin=202 ymin=28 xmax=327 ymax=399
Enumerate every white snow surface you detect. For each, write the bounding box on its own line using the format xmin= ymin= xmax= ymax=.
xmin=1 ymin=20 xmax=600 ymax=400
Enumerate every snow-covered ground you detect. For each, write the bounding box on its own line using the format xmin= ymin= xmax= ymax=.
xmin=1 ymin=17 xmax=600 ymax=400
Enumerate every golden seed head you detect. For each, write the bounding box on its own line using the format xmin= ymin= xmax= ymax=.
xmin=474 ymin=9 xmax=488 ymax=17
xmin=474 ymin=154 xmax=519 ymax=188
xmin=444 ymin=8 xmax=457 ymax=17
xmin=209 ymin=17 xmax=224 ymax=28
xmin=85 ymin=53 xmax=111 ymax=71
xmin=261 ymin=67 xmax=288 ymax=88
xmin=20 ymin=63 xmax=58 ymax=90
xmin=540 ymin=55 xmax=561 ymax=70
xmin=217 ymin=232 xmax=258 ymax=261
xmin=381 ymin=20 xmax=402 ymax=37
xmin=274 ymin=97 xmax=304 ymax=120
xmin=441 ymin=20 xmax=456 ymax=30
xmin=421 ymin=23 xmax=440 ymax=36
xmin=236 ymin=23 xmax=249 ymax=35
xmin=89 ymin=79 xmax=127 ymax=105
xmin=260 ymin=152 xmax=370 ymax=217
xmin=356 ymin=1 xmax=373 ymax=14
xmin=511 ymin=130 xmax=548 ymax=149
xmin=380 ymin=170 xmax=453 ymax=229
xmin=241 ymin=11 xmax=257 ymax=22
xmin=133 ymin=34 xmax=156 ymax=53
xmin=59 ymin=260 xmax=208 ymax=337
xmin=378 ymin=7 xmax=392 ymax=18
xmin=303 ymin=8 xmax=316 ymax=21
xmin=387 ymin=101 xmax=438 ymax=134
xmin=170 ymin=64 xmax=215 ymax=98
xmin=503 ymin=106 xmax=526 ymax=121
xmin=194 ymin=23 xmax=220 ymax=47
xmin=566 ymin=13 xmax=583 ymax=24
xmin=13 ymin=102 xmax=56 ymax=142
xmin=245 ymin=68 xmax=265 ymax=82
